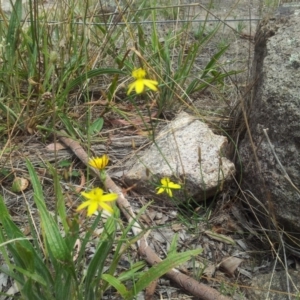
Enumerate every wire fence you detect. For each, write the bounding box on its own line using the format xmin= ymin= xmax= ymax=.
xmin=0 ymin=0 xmax=263 ymax=26
xmin=0 ymin=17 xmax=262 ymax=26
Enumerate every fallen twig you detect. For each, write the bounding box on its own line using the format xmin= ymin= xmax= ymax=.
xmin=58 ymin=131 xmax=231 ymax=300
xmin=145 ymin=278 xmax=158 ymax=300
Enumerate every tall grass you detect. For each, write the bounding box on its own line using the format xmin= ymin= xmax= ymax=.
xmin=0 ymin=0 xmax=238 ymax=138
xmin=0 ymin=0 xmax=240 ymax=298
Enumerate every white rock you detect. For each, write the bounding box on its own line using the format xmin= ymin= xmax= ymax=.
xmin=125 ymin=112 xmax=235 ymax=204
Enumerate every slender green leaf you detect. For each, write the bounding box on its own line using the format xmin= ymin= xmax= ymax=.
xmin=88 ymin=117 xmax=104 ymax=135
xmin=13 ymin=265 xmax=47 ymax=286
xmin=0 ymin=195 xmax=53 ymax=286
xmin=101 ymin=205 xmax=149 ymax=292
xmin=168 ymin=233 xmax=179 ymax=255
xmin=85 ymin=240 xmax=113 ymax=299
xmin=0 ymin=101 xmax=18 ymax=122
xmin=63 ymin=68 xmax=126 ymax=97
xmin=137 ymin=25 xmax=146 ymax=49
xmin=47 ymin=163 xmax=69 ymax=233
xmin=53 ymin=263 xmax=75 ymax=300
xmin=26 ymin=159 xmax=70 ymax=262
xmin=125 ymin=249 xmax=202 ymax=299
xmin=117 ymin=261 xmax=145 ymax=282
xmin=6 ymin=0 xmax=22 ymax=61
xmin=0 ymin=264 xmax=24 ymax=286
xmin=0 ymin=237 xmax=31 ymax=248
xmin=22 ymin=279 xmax=40 ymax=300
xmin=189 ymin=70 xmax=242 ymax=94
xmin=15 ymin=242 xmax=35 ymax=272
xmin=85 ymin=216 xmax=116 ymax=299
xmin=102 ymin=274 xmax=128 ymax=297
xmin=77 ymin=213 xmax=102 ymax=266
xmin=201 ymin=44 xmax=230 ymax=79
xmin=58 ymin=114 xmax=80 ymax=138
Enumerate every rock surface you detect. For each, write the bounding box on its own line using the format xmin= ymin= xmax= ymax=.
xmin=238 ymin=5 xmax=300 ymax=239
xmin=125 ymin=112 xmax=235 ymax=204
xmin=247 ymin=270 xmax=300 ymax=300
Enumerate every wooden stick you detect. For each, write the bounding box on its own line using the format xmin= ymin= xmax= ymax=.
xmin=58 ymin=131 xmax=231 ymax=300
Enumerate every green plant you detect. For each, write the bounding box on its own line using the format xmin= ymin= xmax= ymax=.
xmin=0 ymin=160 xmax=201 ymax=299
xmin=219 ymin=281 xmax=241 ymax=297
xmin=236 ymin=20 xmax=246 ymax=34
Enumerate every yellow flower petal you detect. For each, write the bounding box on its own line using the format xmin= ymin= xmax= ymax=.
xmin=77 ymin=187 xmax=117 ymax=217
xmin=80 ymin=191 xmax=93 ymax=200
xmin=156 ymin=177 xmax=181 ymax=197
xmin=135 ymin=79 xmax=145 ymax=94
xmin=143 ymin=80 xmax=158 ymax=91
xmin=81 ymin=187 xmax=103 ymax=199
xmin=87 ymin=201 xmax=98 ymax=216
xmin=156 ymin=187 xmax=165 ymax=195
xmin=76 ymin=200 xmax=91 ymax=211
xmin=167 ymin=182 xmax=181 ymax=189
xmin=101 ymin=193 xmax=118 ymax=202
xmin=99 ymin=202 xmax=114 ymax=214
xmin=88 ymin=155 xmax=109 ymax=170
xmin=166 ymin=189 xmax=173 ymax=197
xmin=161 ymin=178 xmax=170 ymax=185
xmin=127 ymin=82 xmax=136 ymax=95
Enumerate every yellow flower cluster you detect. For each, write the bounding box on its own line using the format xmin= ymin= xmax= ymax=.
xmin=77 ymin=154 xmax=181 ymax=217
xmin=77 ymin=155 xmax=117 ymax=217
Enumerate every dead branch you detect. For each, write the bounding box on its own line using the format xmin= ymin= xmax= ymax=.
xmin=58 ymin=131 xmax=231 ymax=300
xmin=145 ymin=278 xmax=158 ymax=300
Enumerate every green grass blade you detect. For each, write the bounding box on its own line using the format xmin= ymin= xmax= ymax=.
xmin=117 ymin=261 xmax=145 ymax=282
xmin=85 ymin=239 xmax=114 ymax=299
xmin=76 ymin=214 xmax=102 ymax=267
xmin=85 ymin=216 xmax=116 ymax=299
xmin=100 ymin=206 xmax=148 ymax=292
xmin=101 ymin=274 xmax=128 ymax=297
xmin=63 ymin=68 xmax=126 ymax=97
xmin=15 ymin=242 xmax=35 ymax=272
xmin=6 ymin=0 xmax=22 ymax=62
xmin=201 ymin=44 xmax=230 ymax=79
xmin=0 ymin=264 xmax=24 ymax=286
xmin=22 ymin=279 xmax=41 ymax=300
xmin=0 ymin=196 xmax=35 ymax=271
xmin=125 ymin=248 xmax=202 ymax=299
xmin=190 ymin=70 xmax=243 ymax=94
xmin=52 ymin=263 xmax=75 ymax=300
xmin=168 ymin=233 xmax=179 ymax=255
xmin=26 ymin=159 xmax=71 ymax=262
xmin=0 ymin=195 xmax=54 ymax=286
xmin=58 ymin=113 xmax=80 ymax=138
xmin=0 ymin=100 xmax=18 ymax=122
xmin=88 ymin=117 xmax=104 ymax=136
xmin=13 ymin=265 xmax=47 ymax=286
xmin=47 ymin=163 xmax=69 ymax=233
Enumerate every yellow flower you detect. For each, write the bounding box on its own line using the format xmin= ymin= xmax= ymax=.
xmin=127 ymin=68 xmax=158 ymax=95
xmin=156 ymin=177 xmax=181 ymax=197
xmin=88 ymin=155 xmax=109 ymax=170
xmin=77 ymin=187 xmax=118 ymax=216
